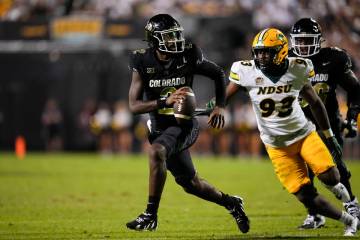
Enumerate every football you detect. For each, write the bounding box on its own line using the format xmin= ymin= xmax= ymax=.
xmin=173 ymin=87 xmax=196 ymax=125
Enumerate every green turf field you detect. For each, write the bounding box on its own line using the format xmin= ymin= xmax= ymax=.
xmin=0 ymin=153 xmax=359 ymax=239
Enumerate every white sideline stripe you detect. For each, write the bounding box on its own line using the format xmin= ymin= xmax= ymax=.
xmin=174 ymin=114 xmax=192 ymax=120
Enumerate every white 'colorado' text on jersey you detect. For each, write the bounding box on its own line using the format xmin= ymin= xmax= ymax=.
xmin=229 ymin=57 xmax=316 ymax=147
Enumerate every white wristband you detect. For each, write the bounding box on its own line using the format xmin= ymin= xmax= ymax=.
xmin=323 ymin=128 xmax=334 ymax=138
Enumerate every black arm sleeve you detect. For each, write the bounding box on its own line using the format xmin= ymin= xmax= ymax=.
xmin=339 ymin=70 xmax=360 ymax=107
xmin=194 ymin=59 xmax=226 ymax=107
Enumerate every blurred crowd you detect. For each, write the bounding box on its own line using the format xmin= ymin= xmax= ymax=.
xmin=0 ymin=0 xmax=359 ymax=69
xmin=41 ymin=92 xmax=359 ymax=159
xmin=1 ymin=0 xmax=359 ymax=23
xmin=40 ymin=97 xmax=264 ymax=157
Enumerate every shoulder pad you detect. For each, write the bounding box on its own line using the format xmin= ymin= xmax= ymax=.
xmin=329 ymin=46 xmax=350 ymax=58
xmin=327 ymin=47 xmax=352 ymax=69
xmin=229 ymin=60 xmax=253 ymax=82
xmin=231 ymin=60 xmax=254 ymax=72
xmin=330 ymin=46 xmax=344 ymax=53
xmin=290 ymin=57 xmax=310 ymax=67
xmin=184 ymin=42 xmax=199 ymax=55
xmin=184 ymin=42 xmax=194 ymax=50
xmin=184 ymin=42 xmax=204 ymax=64
xmin=238 ymin=60 xmax=254 ymax=68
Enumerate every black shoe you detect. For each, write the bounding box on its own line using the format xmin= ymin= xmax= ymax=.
xmin=126 ymin=212 xmax=157 ymax=231
xmin=227 ymin=196 xmax=250 ymax=233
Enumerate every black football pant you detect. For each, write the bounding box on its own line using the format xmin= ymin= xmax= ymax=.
xmin=148 ymin=119 xmax=200 ymax=180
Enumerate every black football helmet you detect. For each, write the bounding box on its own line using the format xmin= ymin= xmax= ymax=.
xmin=290 ymin=18 xmax=323 ymax=57
xmin=145 ymin=14 xmax=185 ymax=53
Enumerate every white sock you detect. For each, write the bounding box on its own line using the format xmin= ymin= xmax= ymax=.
xmin=326 ymin=183 xmax=351 ymax=202
xmin=339 ymin=211 xmax=355 ymax=225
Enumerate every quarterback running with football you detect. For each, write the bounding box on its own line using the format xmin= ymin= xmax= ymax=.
xmin=224 ymin=28 xmax=358 ymax=236
xmin=289 ymin=18 xmax=360 ymax=229
xmin=126 ymin=14 xmax=249 ymax=233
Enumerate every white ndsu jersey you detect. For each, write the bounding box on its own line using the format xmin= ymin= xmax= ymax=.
xmin=229 ymin=57 xmax=316 ymax=147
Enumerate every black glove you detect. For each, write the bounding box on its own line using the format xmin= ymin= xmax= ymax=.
xmin=325 ymin=136 xmax=343 ymax=163
xmin=344 ymin=105 xmax=359 ymax=138
xmin=346 ymin=105 xmax=360 ymax=123
xmin=341 ymin=120 xmax=357 ymax=138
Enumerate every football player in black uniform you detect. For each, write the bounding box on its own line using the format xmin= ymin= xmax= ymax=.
xmin=125 ymin=14 xmax=249 ymax=233
xmin=290 ymin=18 xmax=360 ymax=229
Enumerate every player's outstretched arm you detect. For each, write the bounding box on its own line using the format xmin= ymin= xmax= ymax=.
xmin=339 ymin=70 xmax=360 ymax=105
xmin=300 ymin=83 xmax=342 ymax=160
xmin=205 ymin=82 xmax=244 ymax=129
xmin=339 ymin=70 xmax=360 ymax=126
xmin=195 ymin=59 xmax=227 ymax=129
xmin=206 ymin=82 xmax=243 ymax=110
xmin=196 ymin=59 xmax=226 ymax=106
xmin=225 ymin=82 xmax=243 ymax=105
xmin=300 ymin=83 xmax=331 ymax=130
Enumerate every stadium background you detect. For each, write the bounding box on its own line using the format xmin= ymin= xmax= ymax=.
xmin=0 ymin=0 xmax=359 ymax=159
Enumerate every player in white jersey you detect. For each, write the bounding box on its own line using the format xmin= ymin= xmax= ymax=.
xmin=229 ymin=56 xmax=315 ymax=147
xmin=225 ymin=28 xmax=359 ymax=236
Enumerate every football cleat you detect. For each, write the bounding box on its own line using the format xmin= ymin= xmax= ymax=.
xmin=344 ymin=198 xmax=360 ymax=220
xmin=226 ymin=196 xmax=250 ymax=233
xmin=126 ymin=212 xmax=157 ymax=231
xmin=344 ymin=217 xmax=358 ymax=236
xmin=298 ymin=214 xmax=325 ymax=229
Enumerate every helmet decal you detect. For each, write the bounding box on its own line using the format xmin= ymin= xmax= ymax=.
xmin=145 ymin=22 xmax=154 ymax=32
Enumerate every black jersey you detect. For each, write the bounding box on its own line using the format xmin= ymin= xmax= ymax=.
xmin=289 ymin=47 xmax=352 ymax=133
xmin=129 ymin=43 xmax=207 ymax=131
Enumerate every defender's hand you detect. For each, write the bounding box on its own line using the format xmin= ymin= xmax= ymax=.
xmin=347 ymin=105 xmax=360 ymax=123
xmin=345 ymin=105 xmax=359 ymax=138
xmin=342 ymin=120 xmax=357 ymax=138
xmin=208 ymin=106 xmax=225 ymax=129
xmin=325 ymin=136 xmax=343 ymax=163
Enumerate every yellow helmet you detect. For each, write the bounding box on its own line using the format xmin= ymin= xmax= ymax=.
xmin=252 ymin=28 xmax=288 ymax=70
